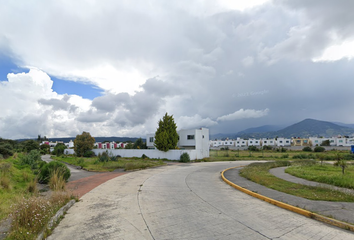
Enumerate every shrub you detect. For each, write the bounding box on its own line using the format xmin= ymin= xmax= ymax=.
xmin=83 ymin=150 xmax=95 ymax=158
xmin=52 ymin=143 xmax=67 ymax=156
xmin=27 ymin=177 xmax=38 ymax=193
xmin=302 ymin=146 xmax=312 ymax=152
xmin=141 ymin=154 xmax=149 ymax=159
xmin=180 ymin=152 xmax=190 ymax=163
xmin=97 ymin=152 xmax=110 ymax=163
xmin=280 ymin=147 xmax=287 ymax=152
xmin=343 ymin=154 xmax=354 ymax=160
xmin=38 ymin=161 xmax=71 ymax=184
xmin=0 ymin=176 xmax=11 ymax=189
xmin=19 ymin=150 xmax=42 ymax=169
xmin=281 ymin=154 xmax=289 ymax=159
xmin=248 ymin=146 xmax=259 ymax=152
xmin=49 ymin=169 xmax=66 ymax=191
xmin=262 ymin=145 xmax=273 ymax=150
xmin=314 ymin=146 xmax=325 ymax=152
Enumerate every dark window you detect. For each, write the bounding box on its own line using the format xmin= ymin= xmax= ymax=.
xmin=149 ymin=137 xmax=154 ymax=142
xmin=187 ymin=135 xmax=195 ymax=140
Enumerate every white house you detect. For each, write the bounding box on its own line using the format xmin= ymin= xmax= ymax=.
xmin=235 ymin=138 xmax=248 ymax=147
xmin=248 ymin=138 xmax=261 ymax=147
xmin=261 ymin=138 xmax=276 ymax=147
xmin=309 ymin=137 xmax=328 ymax=146
xmin=222 ymin=139 xmax=235 ymax=147
xmin=276 ymin=138 xmax=291 ymax=147
xmin=147 ymin=128 xmax=210 ymax=159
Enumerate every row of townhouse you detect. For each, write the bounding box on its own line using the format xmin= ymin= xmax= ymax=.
xmin=41 ymin=140 xmax=74 ymax=148
xmin=210 ymin=136 xmax=354 ymax=148
xmin=94 ymin=141 xmax=128 ymax=149
xmin=210 ymin=137 xmax=292 ymax=148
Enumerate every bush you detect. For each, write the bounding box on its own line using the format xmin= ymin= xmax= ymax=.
xmin=52 ymin=143 xmax=67 ymax=156
xmin=141 ymin=154 xmax=149 ymax=159
xmin=248 ymin=146 xmax=259 ymax=152
xmin=314 ymin=146 xmax=325 ymax=152
xmin=83 ymin=150 xmax=95 ymax=157
xmin=262 ymin=145 xmax=273 ymax=150
xmin=19 ymin=150 xmax=42 ymax=169
xmin=281 ymin=154 xmax=289 ymax=159
xmin=180 ymin=152 xmax=190 ymax=163
xmin=97 ymin=152 xmax=110 ymax=162
xmin=38 ymin=161 xmax=71 ymax=184
xmin=302 ymin=146 xmax=312 ymax=152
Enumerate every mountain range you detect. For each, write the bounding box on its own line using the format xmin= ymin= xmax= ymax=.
xmin=17 ymin=136 xmax=142 ymax=143
xmin=211 ymin=119 xmax=354 ymax=140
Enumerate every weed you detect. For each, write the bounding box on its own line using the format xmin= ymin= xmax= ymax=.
xmin=27 ymin=177 xmax=38 ymax=193
xmin=49 ymin=169 xmax=66 ymax=191
xmin=0 ymin=176 xmax=11 ymax=190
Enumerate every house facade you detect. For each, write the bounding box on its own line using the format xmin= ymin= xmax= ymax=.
xmin=147 ymin=128 xmax=210 ymax=159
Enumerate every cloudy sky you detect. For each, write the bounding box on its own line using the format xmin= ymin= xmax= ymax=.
xmin=1 ymin=0 xmax=354 ymax=139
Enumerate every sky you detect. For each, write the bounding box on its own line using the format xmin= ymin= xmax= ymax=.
xmin=1 ymin=0 xmax=354 ymax=139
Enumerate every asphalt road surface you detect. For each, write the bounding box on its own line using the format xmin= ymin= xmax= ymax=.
xmin=48 ymin=161 xmax=353 ymax=240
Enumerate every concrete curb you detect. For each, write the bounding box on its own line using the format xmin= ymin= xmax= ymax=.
xmin=36 ymin=199 xmax=76 ymax=240
xmin=221 ymin=166 xmax=354 ymax=232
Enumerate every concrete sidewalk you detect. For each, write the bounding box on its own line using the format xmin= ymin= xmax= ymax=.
xmin=224 ymin=167 xmax=354 ymax=225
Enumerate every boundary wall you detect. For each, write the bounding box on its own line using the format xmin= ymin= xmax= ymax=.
xmin=64 ymin=149 xmax=208 ymax=160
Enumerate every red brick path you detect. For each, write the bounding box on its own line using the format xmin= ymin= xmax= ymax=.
xmin=66 ymin=172 xmax=127 ymax=198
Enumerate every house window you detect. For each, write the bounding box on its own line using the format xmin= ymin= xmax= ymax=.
xmin=187 ymin=135 xmax=195 ymax=140
xmin=286 ymin=141 xmax=289 ymax=143
xmin=149 ymin=137 xmax=154 ymax=142
xmin=279 ymin=141 xmax=283 ymax=143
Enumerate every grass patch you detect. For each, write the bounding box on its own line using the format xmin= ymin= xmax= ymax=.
xmin=52 ymin=155 xmax=166 ymax=172
xmin=207 ymin=149 xmax=351 ymax=162
xmin=7 ymin=191 xmax=74 ymax=240
xmin=286 ymin=163 xmax=354 ymax=189
xmin=239 ymin=160 xmax=354 ymax=202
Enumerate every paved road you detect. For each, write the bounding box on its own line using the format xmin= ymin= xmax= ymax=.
xmin=48 ymin=162 xmax=353 ymax=239
xmin=41 ymin=154 xmax=98 ymax=181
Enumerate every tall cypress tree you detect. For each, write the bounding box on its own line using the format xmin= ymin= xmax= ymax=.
xmin=154 ymin=113 xmax=178 ymax=152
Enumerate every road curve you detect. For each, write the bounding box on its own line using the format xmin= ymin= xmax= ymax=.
xmin=48 ymin=162 xmax=353 ymax=240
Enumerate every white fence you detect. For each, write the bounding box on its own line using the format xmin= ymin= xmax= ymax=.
xmin=64 ymin=149 xmax=209 ymax=160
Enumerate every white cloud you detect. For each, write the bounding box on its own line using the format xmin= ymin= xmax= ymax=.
xmin=217 ymin=108 xmax=269 ymax=122
xmin=177 ymin=114 xmax=218 ymax=130
xmin=313 ymin=40 xmax=354 ymax=62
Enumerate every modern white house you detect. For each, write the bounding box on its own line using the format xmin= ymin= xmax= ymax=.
xmin=235 ymin=138 xmax=248 ymax=147
xmin=248 ymin=138 xmax=261 ymax=147
xmin=276 ymin=138 xmax=291 ymax=147
xmin=222 ymin=139 xmax=235 ymax=147
xmin=147 ymin=128 xmax=210 ymax=160
xmin=261 ymin=138 xmax=276 ymax=147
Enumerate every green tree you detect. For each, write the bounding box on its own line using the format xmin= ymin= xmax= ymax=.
xmin=133 ymin=138 xmax=146 ymax=149
xmin=24 ymin=140 xmax=40 ymax=153
xmin=40 ymin=143 xmax=50 ymax=154
xmin=154 ymin=113 xmax=178 ymax=152
xmin=74 ymin=132 xmax=95 ymax=157
xmin=52 ymin=143 xmax=67 ymax=156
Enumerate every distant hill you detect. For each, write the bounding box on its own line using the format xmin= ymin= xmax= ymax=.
xmin=16 ymin=136 xmax=143 ymax=143
xmin=273 ymin=119 xmax=354 ymax=138
xmin=237 ymin=119 xmax=354 ymax=139
xmin=237 ymin=125 xmax=284 ymax=135
xmin=332 ymin=122 xmax=354 ymax=129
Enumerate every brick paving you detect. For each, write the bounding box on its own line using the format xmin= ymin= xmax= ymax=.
xmin=66 ymin=172 xmax=127 ymax=198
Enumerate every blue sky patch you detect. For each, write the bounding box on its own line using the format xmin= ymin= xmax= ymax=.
xmin=51 ymin=76 xmax=103 ymax=100
xmin=0 ymin=54 xmax=26 ymax=81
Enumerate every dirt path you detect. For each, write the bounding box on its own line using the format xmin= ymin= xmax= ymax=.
xmin=66 ymin=172 xmax=127 ymax=198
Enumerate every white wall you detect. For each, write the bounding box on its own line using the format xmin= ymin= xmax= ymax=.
xmin=64 ymin=148 xmax=207 ymax=160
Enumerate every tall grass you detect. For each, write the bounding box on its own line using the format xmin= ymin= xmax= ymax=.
xmin=239 ymin=161 xmax=354 ymax=202
xmin=49 ymin=169 xmax=66 ymax=191
xmin=8 ymin=192 xmax=73 ymax=240
xmin=286 ymin=164 xmax=354 ymax=189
